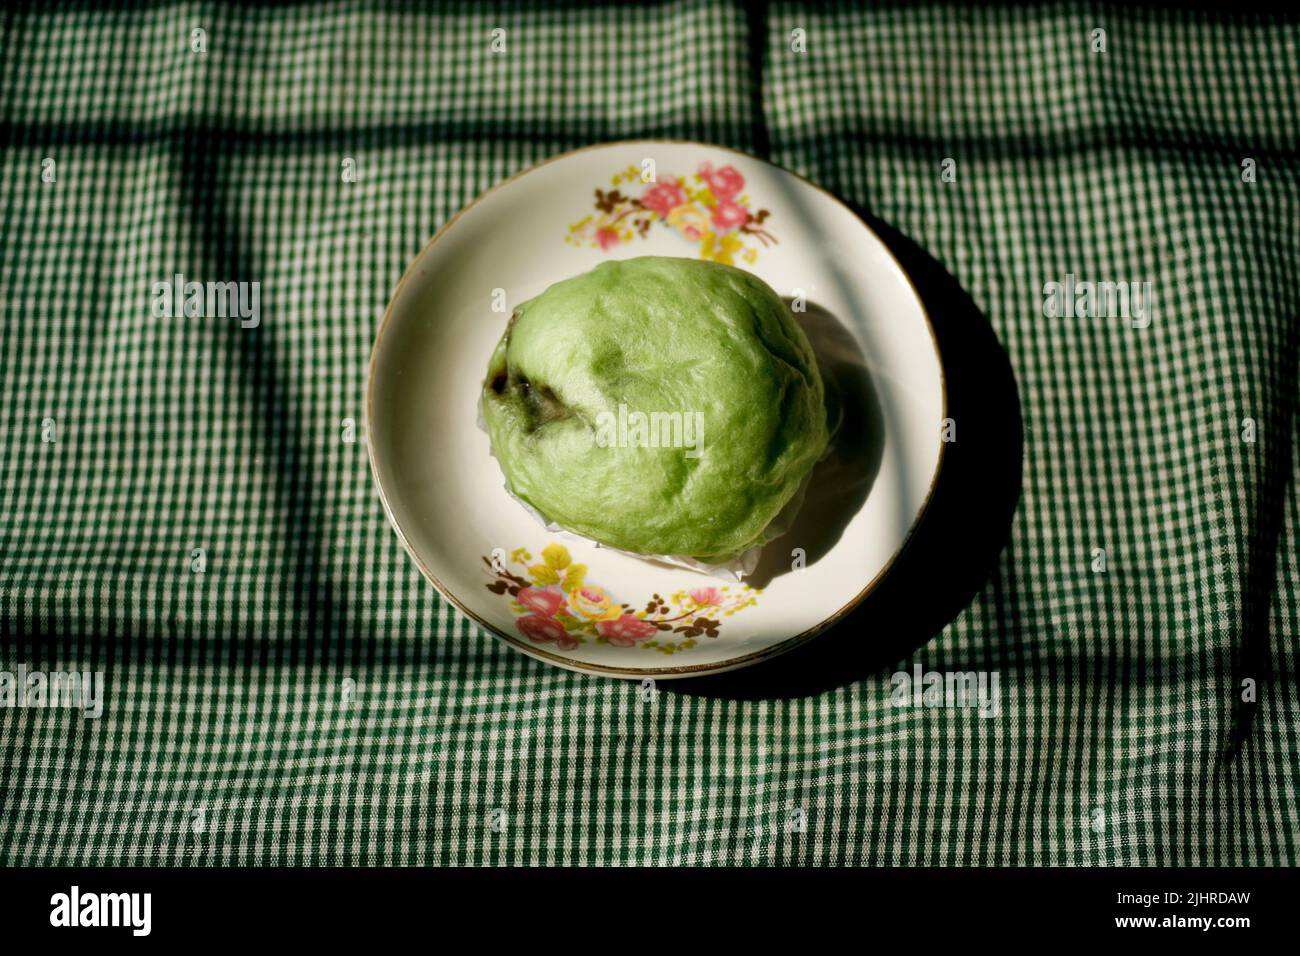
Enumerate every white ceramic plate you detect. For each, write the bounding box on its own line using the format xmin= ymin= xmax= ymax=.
xmin=368 ymin=141 xmax=945 ymax=678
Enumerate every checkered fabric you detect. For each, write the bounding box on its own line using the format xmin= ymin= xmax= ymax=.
xmin=1 ymin=1 xmax=1296 ymax=865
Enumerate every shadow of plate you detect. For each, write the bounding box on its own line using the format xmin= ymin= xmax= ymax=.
xmin=673 ymin=212 xmax=1024 ymax=700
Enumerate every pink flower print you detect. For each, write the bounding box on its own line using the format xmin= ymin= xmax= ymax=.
xmin=689 ymin=587 xmax=722 ymax=608
xmin=641 ymin=179 xmax=688 ymax=218
xmin=596 ymin=613 xmax=659 ymax=647
xmin=698 ymin=162 xmax=745 ymax=201
xmin=517 ymin=613 xmax=569 ymax=645
xmin=709 ymin=199 xmax=750 ymax=233
xmin=518 ymin=585 xmax=564 ymax=617
xmin=596 ymin=226 xmax=621 ymax=250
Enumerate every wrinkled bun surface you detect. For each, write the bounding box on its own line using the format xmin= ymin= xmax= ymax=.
xmin=481 ymin=256 xmax=827 ymax=562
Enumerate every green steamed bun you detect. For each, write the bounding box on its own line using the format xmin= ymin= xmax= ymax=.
xmin=481 ymin=256 xmax=827 ymax=563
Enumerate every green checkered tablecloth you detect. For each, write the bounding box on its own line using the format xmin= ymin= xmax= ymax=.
xmin=1 ymin=2 xmax=1297 ymax=866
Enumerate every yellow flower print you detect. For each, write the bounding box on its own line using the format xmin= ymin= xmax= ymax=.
xmin=528 ymin=564 xmax=560 ymax=585
xmin=700 ymin=230 xmax=744 ymax=266
xmin=568 ymin=584 xmax=622 ymax=622
xmin=666 ymin=203 xmax=710 ymax=243
xmin=561 ymin=563 xmax=586 ymax=593
xmin=541 ymin=543 xmax=570 ymax=570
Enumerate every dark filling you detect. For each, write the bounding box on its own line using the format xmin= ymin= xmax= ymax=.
xmin=517 ymin=375 xmax=569 ymax=429
xmin=490 ymin=366 xmax=571 ymax=432
xmin=488 ymin=309 xmax=571 ymax=430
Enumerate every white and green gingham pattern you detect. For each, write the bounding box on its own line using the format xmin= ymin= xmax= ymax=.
xmin=0 ymin=2 xmax=1296 ymax=865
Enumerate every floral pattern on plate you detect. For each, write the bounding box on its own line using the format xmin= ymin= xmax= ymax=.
xmin=483 ymin=543 xmax=760 ymax=655
xmin=564 ymin=161 xmax=777 ymax=266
